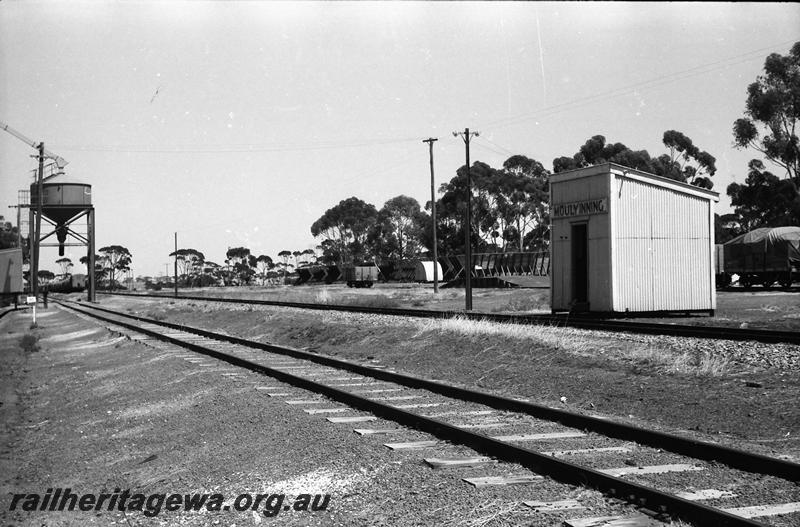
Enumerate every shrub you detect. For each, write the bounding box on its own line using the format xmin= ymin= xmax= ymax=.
xmin=20 ymin=333 xmax=40 ymax=353
xmin=145 ymin=311 xmax=166 ymax=321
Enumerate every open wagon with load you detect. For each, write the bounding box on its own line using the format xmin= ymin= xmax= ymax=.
xmin=718 ymin=226 xmax=800 ymax=289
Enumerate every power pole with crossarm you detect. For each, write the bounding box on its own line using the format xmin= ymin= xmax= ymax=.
xmin=422 ymin=137 xmax=439 ymax=293
xmin=453 ymin=128 xmax=479 ymax=311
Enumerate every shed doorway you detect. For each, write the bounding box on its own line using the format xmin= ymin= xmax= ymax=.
xmin=571 ymin=223 xmax=588 ymax=308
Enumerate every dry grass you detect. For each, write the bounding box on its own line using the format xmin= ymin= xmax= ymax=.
xmin=421 ymin=316 xmax=596 ymax=355
xmin=456 ymin=499 xmax=529 ymax=527
xmin=615 ymin=345 xmax=732 ymax=376
xmin=314 ymin=288 xmax=332 ymax=304
xmin=420 ymin=316 xmax=732 ymax=376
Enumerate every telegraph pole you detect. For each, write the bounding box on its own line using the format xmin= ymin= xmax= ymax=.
xmin=453 ymin=128 xmax=479 ymax=311
xmin=31 ymin=143 xmax=45 ymax=323
xmin=174 ymin=232 xmax=178 ymax=298
xmin=7 ymin=204 xmax=22 ymax=248
xmin=423 ymin=137 xmax=439 ymax=293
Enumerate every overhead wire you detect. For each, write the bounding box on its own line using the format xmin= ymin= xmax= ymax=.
xmin=461 ymin=39 xmax=800 ymax=161
xmin=473 ymin=136 xmax=516 ymax=158
xmin=484 ymin=38 xmax=800 ymax=131
xmin=53 ymin=136 xmax=422 ymax=154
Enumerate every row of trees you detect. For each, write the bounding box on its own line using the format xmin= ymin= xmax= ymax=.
xmin=553 ymin=130 xmax=717 ymax=189
xmin=136 ymin=247 xmax=320 ymax=288
xmin=5 ymin=245 xmax=135 ymax=289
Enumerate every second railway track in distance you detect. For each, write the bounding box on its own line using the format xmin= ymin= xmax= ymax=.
xmin=57 ymin=299 xmax=800 ymax=527
xmin=103 ymin=291 xmax=800 ymax=346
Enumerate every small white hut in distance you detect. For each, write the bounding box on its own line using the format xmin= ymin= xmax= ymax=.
xmin=549 ymin=162 xmax=718 ymax=315
xmin=415 ymin=260 xmax=443 ymax=282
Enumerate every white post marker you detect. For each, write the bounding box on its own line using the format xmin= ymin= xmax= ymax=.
xmin=28 ymin=296 xmax=37 ymax=325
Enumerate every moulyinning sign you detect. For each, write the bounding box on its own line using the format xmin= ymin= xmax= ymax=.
xmin=552 ymin=198 xmax=608 ymax=218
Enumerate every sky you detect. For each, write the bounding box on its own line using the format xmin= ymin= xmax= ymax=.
xmin=1 ymin=1 xmax=799 ymax=277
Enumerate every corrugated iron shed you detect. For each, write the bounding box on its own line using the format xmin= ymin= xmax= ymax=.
xmin=550 ymin=163 xmax=718 ymax=314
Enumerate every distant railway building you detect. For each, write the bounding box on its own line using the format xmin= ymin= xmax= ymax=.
xmin=415 ymin=260 xmax=443 ymax=283
xmin=550 ymin=162 xmax=718 ymax=314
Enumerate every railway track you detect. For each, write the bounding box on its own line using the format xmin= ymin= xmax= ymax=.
xmin=57 ymin=299 xmax=800 ymax=527
xmin=101 ymin=291 xmax=800 ymax=345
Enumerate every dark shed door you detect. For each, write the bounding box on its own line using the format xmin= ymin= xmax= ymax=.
xmin=571 ymin=223 xmax=588 ymax=304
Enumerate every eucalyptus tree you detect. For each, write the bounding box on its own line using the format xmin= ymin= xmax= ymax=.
xmin=553 ymin=133 xmax=716 ymax=189
xmin=727 ymin=159 xmax=800 ymax=231
xmin=55 ymin=257 xmax=73 ymax=276
xmin=256 ymin=254 xmax=274 ymax=284
xmin=368 ymin=195 xmax=428 ymax=261
xmin=310 ymin=197 xmax=379 ymax=264
xmin=98 ymin=245 xmax=132 ymax=289
xmin=225 ymin=247 xmax=255 ymax=285
xmin=733 ymin=42 xmax=800 ymax=184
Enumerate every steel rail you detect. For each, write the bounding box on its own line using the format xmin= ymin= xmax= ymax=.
xmin=64 ymin=299 xmax=800 ymax=482
xmin=101 ymin=291 xmax=800 ymax=344
xmin=58 ymin=299 xmax=773 ymax=527
xmin=0 ymin=307 xmax=18 ymax=321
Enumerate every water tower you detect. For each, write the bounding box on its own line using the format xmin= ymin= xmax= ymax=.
xmin=29 ymin=173 xmax=96 ymax=301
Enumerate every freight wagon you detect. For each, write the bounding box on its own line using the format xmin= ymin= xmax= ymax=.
xmin=342 ymin=265 xmax=379 ymax=288
xmin=716 ymin=227 xmax=800 ymax=289
xmin=47 ymin=274 xmax=87 ymax=293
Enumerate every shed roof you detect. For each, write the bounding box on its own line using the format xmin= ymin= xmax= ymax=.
xmin=550 ymin=162 xmax=719 ymax=202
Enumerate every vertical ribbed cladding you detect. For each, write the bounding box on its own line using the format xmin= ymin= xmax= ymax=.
xmin=613 ymin=174 xmax=651 ymax=311
xmin=613 ymin=175 xmax=712 ymax=311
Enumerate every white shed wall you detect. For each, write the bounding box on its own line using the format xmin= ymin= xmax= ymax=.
xmin=611 ymin=174 xmax=715 ymax=311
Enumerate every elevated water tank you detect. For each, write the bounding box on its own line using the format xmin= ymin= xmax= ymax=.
xmin=30 ymin=175 xmax=92 ymax=255
xmin=30 ymin=175 xmax=92 ymax=225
